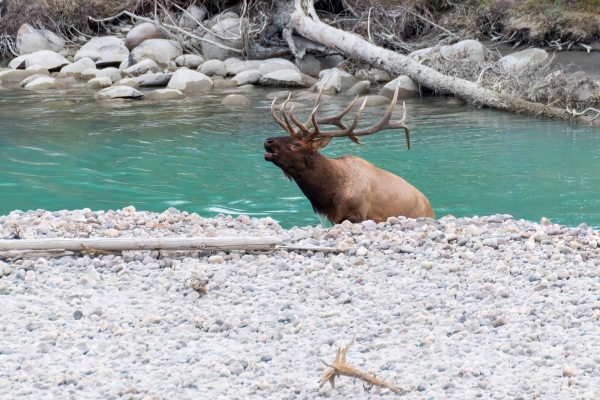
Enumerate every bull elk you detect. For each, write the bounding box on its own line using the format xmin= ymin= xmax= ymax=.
xmin=264 ymin=82 xmax=434 ymax=224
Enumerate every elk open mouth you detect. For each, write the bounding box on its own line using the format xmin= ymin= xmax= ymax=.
xmin=264 ymin=144 xmax=277 ymax=161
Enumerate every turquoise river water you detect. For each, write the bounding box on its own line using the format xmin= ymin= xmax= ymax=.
xmin=1 ymin=85 xmax=599 ymax=228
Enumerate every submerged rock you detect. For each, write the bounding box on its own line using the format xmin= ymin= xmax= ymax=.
xmin=146 ymin=88 xmax=185 ymax=100
xmin=85 ymin=77 xmax=113 ymax=89
xmin=345 ymin=80 xmax=371 ymax=96
xmin=0 ymin=69 xmax=49 ymax=82
xmin=221 ymin=94 xmax=251 ymax=106
xmin=94 ymin=86 xmax=144 ymax=100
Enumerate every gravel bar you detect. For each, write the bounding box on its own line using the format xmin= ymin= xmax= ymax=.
xmin=1 ymin=207 xmax=599 ymax=400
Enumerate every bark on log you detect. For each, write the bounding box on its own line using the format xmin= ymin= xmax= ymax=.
xmin=285 ymin=0 xmax=599 ymax=126
xmin=0 ymin=249 xmax=75 ymax=261
xmin=0 ymin=237 xmax=281 ymax=252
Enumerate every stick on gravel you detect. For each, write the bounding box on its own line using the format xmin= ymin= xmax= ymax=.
xmin=0 ymin=237 xmax=281 ymax=252
xmin=320 ymin=335 xmax=403 ymax=395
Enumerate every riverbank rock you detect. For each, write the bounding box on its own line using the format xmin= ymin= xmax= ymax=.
xmin=146 ymin=88 xmax=185 ymax=100
xmin=232 ymin=70 xmax=262 ymax=86
xmin=125 ymin=23 xmax=167 ymax=51
xmin=200 ymin=60 xmax=227 ymax=77
xmin=411 ymin=39 xmax=485 ymax=63
xmin=96 ymin=68 xmax=123 ymax=83
xmin=16 ymin=24 xmax=64 ymax=55
xmin=94 ymin=86 xmax=144 ymax=100
xmin=19 ymin=74 xmax=52 ymax=87
xmin=259 ymin=70 xmax=305 ymax=88
xmin=499 ymin=48 xmax=549 ymax=70
xmin=379 ymin=76 xmax=419 ymax=99
xmin=124 ymin=59 xmax=159 ymax=77
xmin=0 ymin=69 xmax=49 ymax=82
xmin=345 ymin=81 xmax=371 ymax=96
xmin=24 ymin=51 xmax=70 ymax=72
xmin=113 ymin=78 xmax=140 ymax=89
xmin=8 ymin=55 xmax=29 ymax=70
xmin=175 ymin=55 xmax=205 ymax=69
xmin=259 ymin=59 xmax=299 ymax=75
xmin=85 ymin=77 xmax=112 ymax=89
xmin=129 ymin=39 xmax=183 ymax=67
xmin=167 ymin=69 xmax=213 ymax=92
xmin=295 ymin=55 xmax=321 ymax=77
xmin=227 ymin=60 xmax=261 ymax=76
xmin=314 ymin=68 xmax=341 ymax=94
xmin=221 ymin=94 xmax=250 ymax=106
xmin=24 ymin=77 xmax=64 ymax=90
xmin=319 ymin=69 xmax=357 ymax=90
xmin=132 ymin=73 xmax=173 ymax=87
xmin=319 ymin=54 xmax=344 ymax=69
xmin=59 ymin=58 xmax=95 ymax=79
xmin=179 ymin=4 xmax=208 ymax=30
xmin=201 ymin=17 xmax=247 ymax=60
xmin=75 ymin=37 xmax=128 ymax=63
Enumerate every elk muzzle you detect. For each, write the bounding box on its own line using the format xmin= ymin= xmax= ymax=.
xmin=264 ymin=138 xmax=277 ymax=161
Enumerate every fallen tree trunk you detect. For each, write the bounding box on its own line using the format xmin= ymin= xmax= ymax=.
xmin=0 ymin=236 xmax=281 ymax=252
xmin=284 ymin=0 xmax=599 ymax=126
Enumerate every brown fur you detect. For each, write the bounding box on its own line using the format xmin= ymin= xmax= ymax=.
xmin=264 ymin=135 xmax=434 ymax=224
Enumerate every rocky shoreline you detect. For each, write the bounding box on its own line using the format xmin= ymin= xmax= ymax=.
xmin=1 ymin=207 xmax=599 ymax=399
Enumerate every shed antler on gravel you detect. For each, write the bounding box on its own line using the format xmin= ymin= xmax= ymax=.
xmin=320 ymin=335 xmax=403 ymax=395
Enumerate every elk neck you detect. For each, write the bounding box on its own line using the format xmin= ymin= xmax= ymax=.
xmin=285 ymin=151 xmax=343 ymax=215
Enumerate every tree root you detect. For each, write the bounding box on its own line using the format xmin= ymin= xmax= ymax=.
xmin=319 ymin=335 xmax=403 ymax=395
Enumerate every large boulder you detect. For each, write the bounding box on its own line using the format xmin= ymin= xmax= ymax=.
xmin=75 ymin=37 xmax=129 ymax=63
xmin=200 ymin=59 xmax=227 ymax=77
xmin=499 ymin=48 xmax=549 ymax=70
xmin=132 ymin=73 xmax=173 ymax=87
xmin=94 ymin=86 xmax=144 ymax=100
xmin=129 ymin=39 xmax=183 ymax=67
xmin=201 ymin=18 xmax=248 ymax=60
xmin=227 ymin=60 xmax=261 ymax=76
xmin=259 ymin=70 xmax=305 ymax=88
xmin=232 ymin=70 xmax=262 ymax=86
xmin=24 ymin=50 xmax=70 ymax=72
xmin=378 ymin=76 xmax=419 ymax=99
xmin=124 ymin=59 xmax=159 ymax=77
xmin=175 ymin=54 xmax=205 ymax=68
xmin=24 ymin=77 xmax=64 ymax=90
xmin=179 ymin=4 xmax=208 ymax=30
xmin=146 ymin=88 xmax=185 ymax=100
xmin=125 ymin=22 xmax=167 ymax=51
xmin=259 ymin=58 xmax=299 ymax=75
xmin=16 ymin=24 xmax=64 ymax=55
xmin=0 ymin=69 xmax=49 ymax=82
xmin=295 ymin=55 xmax=320 ymax=77
xmin=221 ymin=94 xmax=250 ymax=107
xmin=167 ymin=69 xmax=213 ymax=92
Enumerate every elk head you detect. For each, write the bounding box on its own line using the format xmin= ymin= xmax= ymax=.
xmin=264 ymin=81 xmax=411 ymax=177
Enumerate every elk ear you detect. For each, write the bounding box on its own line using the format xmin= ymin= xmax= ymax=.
xmin=311 ymin=137 xmax=332 ymax=150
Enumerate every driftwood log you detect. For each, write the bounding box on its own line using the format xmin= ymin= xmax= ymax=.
xmin=0 ymin=237 xmax=281 ymax=252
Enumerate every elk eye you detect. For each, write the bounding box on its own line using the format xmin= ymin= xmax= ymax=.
xmin=292 ymin=142 xmax=301 ymax=148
